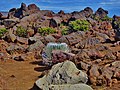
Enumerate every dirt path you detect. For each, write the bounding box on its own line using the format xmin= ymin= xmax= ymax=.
xmin=0 ymin=59 xmax=43 ymax=90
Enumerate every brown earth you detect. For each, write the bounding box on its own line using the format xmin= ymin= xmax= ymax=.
xmin=0 ymin=43 xmax=120 ymax=90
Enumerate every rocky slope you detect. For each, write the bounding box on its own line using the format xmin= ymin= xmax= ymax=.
xmin=0 ymin=3 xmax=120 ymax=90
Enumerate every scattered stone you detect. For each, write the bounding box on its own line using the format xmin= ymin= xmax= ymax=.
xmin=27 ymin=40 xmax=44 ymax=52
xmin=16 ymin=36 xmax=28 ymax=44
xmin=7 ymin=44 xmax=26 ymax=54
xmin=44 ymin=35 xmax=56 ymax=43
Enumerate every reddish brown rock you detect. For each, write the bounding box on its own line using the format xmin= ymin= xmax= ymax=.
xmin=89 ymin=65 xmax=100 ymax=85
xmin=28 ymin=4 xmax=40 ymax=11
xmin=16 ymin=36 xmax=28 ymax=45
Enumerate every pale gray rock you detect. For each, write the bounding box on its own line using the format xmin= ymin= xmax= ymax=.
xmin=35 ymin=61 xmax=92 ymax=90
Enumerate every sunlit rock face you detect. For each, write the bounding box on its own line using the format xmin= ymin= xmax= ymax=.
xmin=36 ymin=60 xmax=93 ymax=90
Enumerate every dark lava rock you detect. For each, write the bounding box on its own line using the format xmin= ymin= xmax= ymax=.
xmin=28 ymin=4 xmax=40 ymax=11
xmin=94 ymin=8 xmax=108 ymax=19
xmin=3 ymin=18 xmax=19 ymax=28
xmin=58 ymin=10 xmax=65 ymax=15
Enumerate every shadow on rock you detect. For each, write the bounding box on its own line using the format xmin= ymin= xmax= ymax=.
xmin=29 ymin=83 xmax=41 ymax=90
xmin=30 ymin=61 xmax=43 ymax=65
xmin=34 ymin=66 xmax=51 ymax=72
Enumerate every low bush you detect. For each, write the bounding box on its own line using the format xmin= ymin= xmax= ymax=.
xmin=61 ymin=27 xmax=68 ymax=35
xmin=69 ymin=20 xmax=90 ymax=32
xmin=16 ymin=26 xmax=27 ymax=37
xmin=38 ymin=27 xmax=56 ymax=36
xmin=102 ymin=16 xmax=113 ymax=21
xmin=0 ymin=28 xmax=7 ymax=38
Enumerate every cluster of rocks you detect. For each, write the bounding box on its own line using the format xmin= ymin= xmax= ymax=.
xmin=0 ymin=3 xmax=120 ymax=90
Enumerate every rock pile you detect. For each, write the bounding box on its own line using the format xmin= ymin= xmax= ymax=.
xmin=0 ymin=3 xmax=120 ymax=89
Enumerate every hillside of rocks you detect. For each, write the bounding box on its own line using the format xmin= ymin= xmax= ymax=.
xmin=0 ymin=3 xmax=120 ymax=90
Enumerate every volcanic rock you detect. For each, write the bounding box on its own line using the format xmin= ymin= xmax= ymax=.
xmin=16 ymin=36 xmax=28 ymax=44
xmin=44 ymin=35 xmax=56 ymax=43
xmin=94 ymin=8 xmax=108 ymax=19
xmin=89 ymin=65 xmax=100 ymax=85
xmin=58 ymin=10 xmax=65 ymax=15
xmin=27 ymin=40 xmax=44 ymax=52
xmin=35 ymin=61 xmax=92 ymax=90
xmin=7 ymin=44 xmax=27 ymax=55
xmin=3 ymin=18 xmax=19 ymax=28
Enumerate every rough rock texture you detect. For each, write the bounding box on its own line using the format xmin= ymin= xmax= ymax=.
xmin=36 ymin=61 xmax=92 ymax=90
xmin=7 ymin=44 xmax=27 ymax=55
xmin=3 ymin=18 xmax=19 ymax=28
xmin=27 ymin=40 xmax=44 ymax=52
xmin=94 ymin=8 xmax=108 ymax=19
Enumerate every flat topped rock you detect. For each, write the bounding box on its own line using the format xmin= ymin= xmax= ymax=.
xmin=36 ymin=61 xmax=92 ymax=90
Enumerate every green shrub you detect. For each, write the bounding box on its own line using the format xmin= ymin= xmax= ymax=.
xmin=61 ymin=27 xmax=68 ymax=35
xmin=69 ymin=20 xmax=90 ymax=32
xmin=38 ymin=27 xmax=56 ymax=36
xmin=16 ymin=26 xmax=27 ymax=37
xmin=0 ymin=28 xmax=7 ymax=38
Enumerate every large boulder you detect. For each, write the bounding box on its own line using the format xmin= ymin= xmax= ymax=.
xmin=36 ymin=61 xmax=92 ymax=90
xmin=71 ymin=7 xmax=93 ymax=20
xmin=8 ymin=3 xmax=28 ymax=19
xmin=27 ymin=4 xmax=40 ymax=11
xmin=94 ymin=8 xmax=108 ymax=19
xmin=50 ymin=16 xmax=62 ymax=28
xmin=8 ymin=3 xmax=40 ymax=19
xmin=77 ymin=37 xmax=100 ymax=49
xmin=3 ymin=18 xmax=19 ymax=28
xmin=27 ymin=4 xmax=40 ymax=14
xmin=44 ymin=35 xmax=57 ymax=43
xmin=27 ymin=40 xmax=44 ymax=52
xmin=58 ymin=32 xmax=83 ymax=45
xmin=16 ymin=36 xmax=28 ymax=44
xmin=7 ymin=44 xmax=27 ymax=55
xmin=83 ymin=7 xmax=93 ymax=17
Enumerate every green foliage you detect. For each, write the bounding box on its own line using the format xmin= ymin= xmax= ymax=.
xmin=16 ymin=26 xmax=27 ymax=37
xmin=69 ymin=20 xmax=90 ymax=32
xmin=92 ymin=15 xmax=113 ymax=22
xmin=102 ymin=16 xmax=113 ymax=21
xmin=60 ymin=23 xmax=68 ymax=35
xmin=61 ymin=27 xmax=68 ymax=35
xmin=38 ymin=27 xmax=56 ymax=36
xmin=0 ymin=28 xmax=7 ymax=38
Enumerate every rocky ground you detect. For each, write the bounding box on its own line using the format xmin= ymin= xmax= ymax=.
xmin=0 ymin=3 xmax=120 ymax=90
